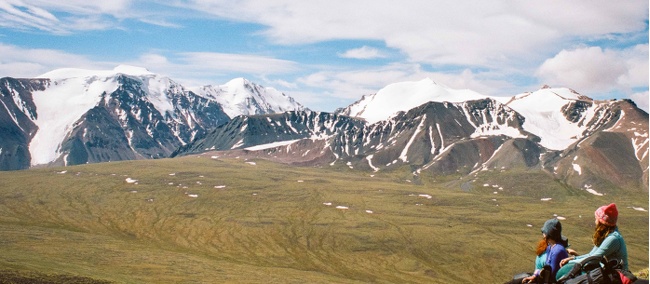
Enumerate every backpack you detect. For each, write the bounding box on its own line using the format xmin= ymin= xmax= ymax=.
xmin=556 ymin=256 xmax=637 ymax=284
xmin=509 ymin=265 xmax=554 ymax=284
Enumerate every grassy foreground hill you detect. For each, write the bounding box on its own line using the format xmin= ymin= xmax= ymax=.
xmin=0 ymin=154 xmax=647 ymax=283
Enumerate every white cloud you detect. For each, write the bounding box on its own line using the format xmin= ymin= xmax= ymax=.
xmin=338 ymin=46 xmax=386 ymax=59
xmin=536 ymin=47 xmax=626 ymax=90
xmin=138 ymin=53 xmax=169 ymax=66
xmin=536 ymin=44 xmax=648 ymax=94
xmin=0 ymin=43 xmax=106 ymax=77
xmin=17 ymin=0 xmax=131 ymax=15
xmin=125 ymin=51 xmax=302 ymax=88
xmin=506 ymin=1 xmax=647 ymax=35
xmin=138 ymin=18 xmax=182 ymax=28
xmin=293 ymin=63 xmax=517 ymax=111
xmin=0 ymin=0 xmax=64 ymax=33
xmin=617 ymin=44 xmax=650 ymax=87
xmin=183 ymin=0 xmax=648 ymax=67
xmin=0 ymin=1 xmax=646 ymax=113
xmin=177 ymin=52 xmax=298 ymax=75
xmin=261 ymin=77 xmax=298 ymax=89
xmin=630 ymin=91 xmax=649 ymax=112
xmin=0 ymin=0 xmax=139 ymax=33
xmin=0 ymin=44 xmax=299 ymax=88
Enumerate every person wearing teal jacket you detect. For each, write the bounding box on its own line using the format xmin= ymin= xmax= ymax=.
xmin=556 ymin=203 xmax=628 ymax=280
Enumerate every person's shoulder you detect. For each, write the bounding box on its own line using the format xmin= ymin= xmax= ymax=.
xmin=606 ymin=229 xmax=624 ymax=240
xmin=608 ymin=229 xmax=625 ymax=242
xmin=551 ymin=244 xmax=567 ymax=254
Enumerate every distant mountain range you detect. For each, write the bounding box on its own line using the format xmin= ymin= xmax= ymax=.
xmin=0 ymin=67 xmax=647 ymax=191
xmin=0 ymin=65 xmax=304 ymax=169
xmin=174 ymin=79 xmax=648 ymax=192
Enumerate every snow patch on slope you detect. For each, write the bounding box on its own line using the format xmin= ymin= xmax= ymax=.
xmin=245 ymin=139 xmax=301 ymax=151
xmin=30 ymin=65 xmax=195 ymax=165
xmin=400 ymin=115 xmax=427 ymax=162
xmin=140 ymin=76 xmax=176 ymax=115
xmin=505 ymin=87 xmax=594 ymax=150
xmin=29 ymin=76 xmax=118 ymax=165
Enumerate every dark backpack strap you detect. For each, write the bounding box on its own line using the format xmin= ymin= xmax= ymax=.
xmin=581 ymin=255 xmax=607 ymax=271
xmin=539 ymin=265 xmax=551 ymax=284
xmin=558 ymin=262 xmax=584 ymax=284
xmin=586 ymin=272 xmax=594 ymax=284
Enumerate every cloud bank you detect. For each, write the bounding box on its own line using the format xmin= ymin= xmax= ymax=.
xmin=0 ymin=1 xmax=647 ymax=112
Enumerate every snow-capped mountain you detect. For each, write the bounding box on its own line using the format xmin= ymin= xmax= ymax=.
xmin=177 ymin=98 xmax=538 ymax=171
xmin=501 ymin=86 xmax=604 ymax=150
xmin=0 ymin=65 xmax=308 ymax=170
xmin=1 ymin=66 xmax=199 ymax=168
xmin=191 ymin=78 xmax=306 ymax=118
xmin=1 ymin=68 xmax=647 ymax=192
xmin=176 ymin=80 xmax=648 ymax=192
xmin=337 ymin=80 xmax=641 ymax=152
xmin=336 ymin=78 xmax=487 ymax=124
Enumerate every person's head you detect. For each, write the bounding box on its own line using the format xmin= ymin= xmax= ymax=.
xmin=593 ymin=203 xmax=618 ymax=246
xmin=541 ymin=218 xmax=563 ymax=243
xmin=594 ymin=203 xmax=618 ymax=227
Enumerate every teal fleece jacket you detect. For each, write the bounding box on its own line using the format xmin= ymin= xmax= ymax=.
xmin=574 ymin=228 xmax=628 ymax=270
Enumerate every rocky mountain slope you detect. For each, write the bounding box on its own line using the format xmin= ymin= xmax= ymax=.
xmin=1 ymin=67 xmax=647 ymax=191
xmin=191 ymin=77 xmax=306 ymax=118
xmin=0 ymin=66 xmax=303 ymax=169
xmin=176 ymin=82 xmax=648 ymax=192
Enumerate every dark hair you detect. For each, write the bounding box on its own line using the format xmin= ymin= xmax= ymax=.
xmin=559 ymin=236 xmax=569 ymax=248
xmin=593 ymin=222 xmax=616 ymax=247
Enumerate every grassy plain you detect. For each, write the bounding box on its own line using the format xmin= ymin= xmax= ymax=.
xmin=0 ymin=155 xmax=647 ymax=283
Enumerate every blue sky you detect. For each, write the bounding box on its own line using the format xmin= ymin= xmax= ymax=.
xmin=0 ymin=0 xmax=648 ymax=112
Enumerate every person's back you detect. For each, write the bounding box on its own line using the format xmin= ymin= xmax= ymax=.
xmin=580 ymin=228 xmax=627 ymax=270
xmin=545 ymin=242 xmax=568 ymax=281
xmin=505 ymin=219 xmax=568 ymax=284
xmin=556 ymin=203 xmax=628 ymax=280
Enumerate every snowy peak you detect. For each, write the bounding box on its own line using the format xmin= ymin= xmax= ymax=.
xmin=224 ymin=77 xmax=252 ymax=89
xmin=113 ymin=65 xmax=154 ymax=76
xmin=338 ymin=78 xmax=607 ymax=151
xmin=336 ymin=78 xmax=488 ymax=124
xmin=508 ymin=86 xmax=592 ymax=108
xmin=191 ymin=78 xmax=306 ymax=118
xmin=35 ymin=66 xmax=305 ymax=120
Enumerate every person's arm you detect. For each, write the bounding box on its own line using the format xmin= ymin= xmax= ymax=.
xmin=533 ymin=253 xmax=545 ymax=273
xmin=562 ymin=236 xmax=621 ymax=266
xmin=566 ymin=248 xmax=578 ymax=256
xmin=522 ymin=274 xmax=536 ymax=283
xmin=560 ymin=253 xmax=584 ymax=266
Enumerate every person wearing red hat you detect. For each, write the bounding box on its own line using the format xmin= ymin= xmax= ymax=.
xmin=555 ymin=203 xmax=629 ymax=280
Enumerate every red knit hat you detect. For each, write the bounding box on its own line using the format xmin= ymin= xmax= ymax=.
xmin=595 ymin=203 xmax=618 ymax=226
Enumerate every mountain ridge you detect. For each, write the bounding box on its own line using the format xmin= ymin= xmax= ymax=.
xmin=0 ymin=66 xmax=304 ymax=168
xmin=191 ymin=77 xmax=307 ymax=118
xmin=176 ymin=96 xmax=648 ymax=192
xmin=0 ymin=67 xmax=647 ymax=192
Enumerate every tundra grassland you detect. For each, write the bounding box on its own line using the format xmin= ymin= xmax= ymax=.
xmin=0 ymin=155 xmax=647 ymax=283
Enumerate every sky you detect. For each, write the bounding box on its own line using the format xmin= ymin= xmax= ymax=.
xmin=0 ymin=0 xmax=648 ymax=112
